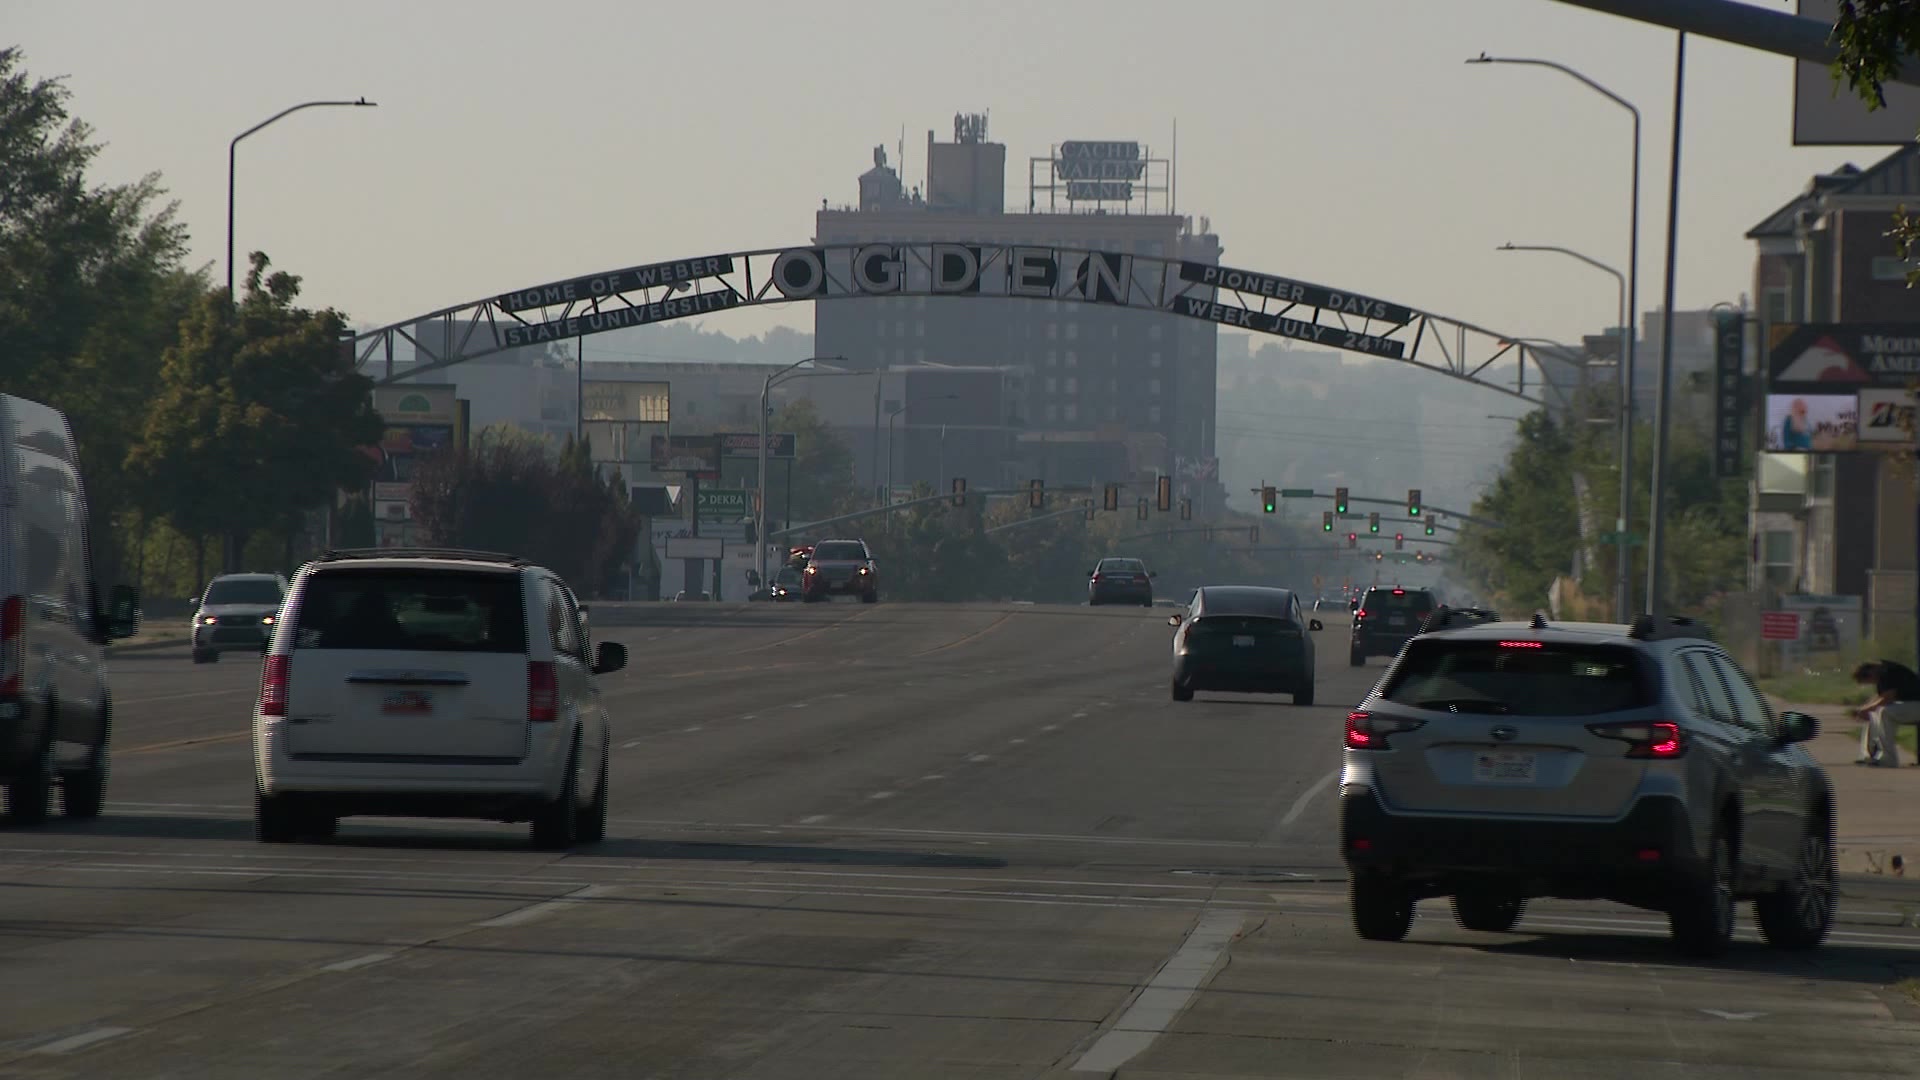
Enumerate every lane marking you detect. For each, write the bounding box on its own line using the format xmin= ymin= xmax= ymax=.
xmin=116 ymin=686 xmax=256 ymax=705
xmin=1261 ymin=770 xmax=1340 ymax=845
xmin=1072 ymin=712 xmax=1089 ymax=719
xmin=122 ymin=731 xmax=249 ymax=755
xmin=1009 ymin=738 xmax=1027 ymax=746
xmin=740 ymin=714 xmax=757 ymax=720
xmin=1072 ymin=909 xmax=1246 ymax=1073
xmin=920 ymin=774 xmax=945 ymax=782
xmin=319 ymin=951 xmax=395 ymax=973
xmin=33 ymin=1027 xmax=135 ymax=1056
xmin=868 ymin=791 xmax=897 ymax=801
xmin=797 ymin=814 xmax=830 ymax=825
xmin=966 ymin=754 xmax=993 ymax=764
xmin=1041 ymin=724 xmax=1060 ymax=733
xmin=621 ymin=740 xmax=643 ymax=749
xmin=911 ymin=612 xmax=1012 ymax=658
xmin=473 ymin=884 xmax=615 ymax=928
xmin=680 ymin=725 xmax=704 ymax=733
xmin=791 ymin=703 xmax=809 ymax=710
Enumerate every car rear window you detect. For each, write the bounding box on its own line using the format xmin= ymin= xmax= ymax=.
xmin=1366 ymin=591 xmax=1433 ymax=612
xmin=289 ymin=569 xmax=527 ymax=653
xmin=1378 ymin=639 xmax=1654 ymax=717
xmin=1100 ymin=559 xmax=1146 ymax=572
xmin=811 ymin=541 xmax=867 ymax=561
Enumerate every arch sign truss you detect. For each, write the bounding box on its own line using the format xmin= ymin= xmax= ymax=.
xmin=352 ymin=242 xmax=1579 ymax=404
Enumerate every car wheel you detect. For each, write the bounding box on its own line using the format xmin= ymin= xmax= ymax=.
xmin=576 ymin=742 xmax=609 ymax=844
xmin=1754 ymin=816 xmax=1836 ymax=950
xmin=1668 ymin=821 xmax=1737 ymax=957
xmin=1171 ymin=677 xmax=1194 ymax=702
xmin=255 ymin=786 xmax=301 ymax=843
xmin=1451 ymin=888 xmax=1526 ymax=932
xmin=1293 ymin=683 xmax=1315 ymax=707
xmin=1349 ymin=645 xmax=1366 ymax=667
xmin=531 ymin=739 xmax=581 ymax=851
xmin=1350 ymin=874 xmax=1414 ymax=942
xmin=60 ymin=708 xmax=110 ymax=820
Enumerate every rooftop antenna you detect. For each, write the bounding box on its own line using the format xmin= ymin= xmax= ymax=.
xmin=1171 ymin=117 xmax=1178 ymax=215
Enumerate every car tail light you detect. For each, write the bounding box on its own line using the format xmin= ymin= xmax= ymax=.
xmin=1392 ymin=589 xmax=1405 ymax=596
xmin=0 ymin=594 xmax=20 ymax=697
xmin=1497 ymin=641 xmax=1544 ymax=649
xmin=1345 ymin=710 xmax=1426 ymax=750
xmin=1354 ymin=609 xmax=1367 ymax=619
xmin=528 ymin=661 xmax=558 ymax=722
xmin=258 ymin=655 xmax=289 ymax=717
xmin=1090 ymin=573 xmax=1102 ymax=584
xmin=1587 ymin=720 xmax=1686 ymax=759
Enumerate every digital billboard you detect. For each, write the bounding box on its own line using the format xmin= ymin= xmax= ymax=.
xmin=1765 ymin=393 xmax=1858 ymax=453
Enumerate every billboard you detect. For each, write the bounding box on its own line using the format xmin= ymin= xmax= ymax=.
xmin=497 ymin=255 xmax=736 ymax=313
xmin=582 ymin=380 xmax=670 ymax=423
xmin=715 ymin=431 xmax=797 ymax=459
xmin=1765 ymin=393 xmax=1858 ymax=452
xmin=650 ymin=434 xmax=721 ymax=474
xmin=371 ymin=384 xmax=458 ymax=485
xmin=696 ymin=489 xmax=749 ymax=517
xmin=1794 ymin=0 xmax=1920 ymax=146
xmin=1858 ymin=387 xmax=1916 ymax=448
xmin=1055 ymin=142 xmax=1145 ymax=181
xmin=1768 ymin=323 xmax=1920 ymax=390
xmin=1712 ymin=310 xmax=1745 ymax=477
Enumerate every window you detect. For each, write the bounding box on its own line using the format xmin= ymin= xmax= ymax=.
xmin=1679 ymin=652 xmax=1737 ymax=726
xmin=1066 ymin=352 xmax=1079 ymax=368
xmin=1065 ymin=377 xmax=1078 ymax=394
xmin=913 ymin=348 xmax=924 ymax=363
xmin=1045 ymin=377 xmax=1057 ymax=393
xmin=915 ymin=321 xmax=925 ymax=337
xmin=1149 ymin=352 xmax=1163 ymax=368
xmin=1149 ymin=325 xmax=1163 ymax=341
xmin=204 ymin=577 xmax=284 ymax=606
xmin=1107 ymin=405 xmax=1118 ymax=421
xmin=1048 ymin=324 xmax=1059 ymax=340
xmin=1066 ymin=323 xmax=1079 ymax=340
xmin=1148 ymin=405 xmax=1162 ymax=423
xmin=1065 ymin=403 xmax=1079 ymax=422
xmin=876 ymin=321 xmax=887 ymax=337
xmin=1047 ymin=349 xmax=1058 ymax=367
xmin=895 ymin=349 xmax=905 ymax=365
xmin=1762 ymin=529 xmax=1794 ymax=588
xmin=547 ymin=580 xmax=583 ymax=660
xmin=1708 ymin=652 xmax=1775 ymax=733
xmin=1045 ymin=403 xmax=1058 ymax=422
xmin=895 ymin=321 xmax=906 ymax=337
xmin=1149 ymin=379 xmax=1162 ymax=395
xmin=291 ymin=569 xmax=527 ymax=653
xmin=1109 ymin=379 xmax=1118 ymax=394
xmin=1379 ymin=640 xmax=1654 ymax=717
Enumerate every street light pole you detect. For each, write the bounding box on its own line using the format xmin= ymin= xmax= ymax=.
xmin=757 ymin=355 xmax=848 ymax=592
xmin=1645 ymin=33 xmax=1689 ymax=618
xmin=228 ymin=98 xmax=377 ymax=303
xmin=1497 ymin=243 xmax=1632 ymax=621
xmin=1471 ymin=53 xmax=1641 ymax=619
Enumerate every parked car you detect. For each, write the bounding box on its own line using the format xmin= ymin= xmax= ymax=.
xmin=190 ymin=573 xmax=288 ymax=662
xmin=252 ymin=547 xmax=625 ymax=849
xmin=0 ymin=393 xmax=141 ymax=822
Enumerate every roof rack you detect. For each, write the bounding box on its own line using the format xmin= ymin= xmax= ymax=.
xmin=315 ymin=547 xmax=528 ymax=566
xmin=1419 ymin=606 xmax=1501 ymax=634
xmin=1627 ymin=613 xmax=1715 ymax=643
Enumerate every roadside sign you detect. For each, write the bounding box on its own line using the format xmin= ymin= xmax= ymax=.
xmin=1280 ymin=488 xmax=1315 ymax=498
xmin=696 ymin=489 xmax=749 ymax=516
xmin=715 ymin=432 xmax=798 ymax=459
xmin=666 ymin=536 xmax=724 ymax=559
xmin=1761 ymin=612 xmax=1801 ymax=641
xmin=1598 ymin=531 xmax=1645 ymax=546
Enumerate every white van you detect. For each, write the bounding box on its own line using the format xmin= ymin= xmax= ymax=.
xmin=0 ymin=394 xmax=141 ymax=821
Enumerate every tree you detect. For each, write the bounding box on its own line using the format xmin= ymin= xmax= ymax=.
xmin=0 ymin=46 xmax=196 ymax=584
xmin=128 ymin=253 xmax=383 ymax=578
xmin=770 ymin=398 xmax=855 ymax=526
xmin=1834 ymin=3 xmax=1920 ymax=282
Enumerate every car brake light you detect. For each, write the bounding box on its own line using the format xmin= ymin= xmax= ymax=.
xmin=528 ymin=661 xmax=558 ymax=722
xmin=1497 ymin=641 xmax=1544 ymax=648
xmin=1587 ymin=720 xmax=1686 ymax=759
xmin=1354 ymin=609 xmax=1367 ymax=619
xmin=1090 ymin=573 xmax=1102 ymax=583
xmin=0 ymin=594 xmax=18 ymax=698
xmin=258 ymin=655 xmax=289 ymax=717
xmin=1392 ymin=589 xmax=1405 ymax=595
xmin=1345 ymin=710 xmax=1426 ymax=750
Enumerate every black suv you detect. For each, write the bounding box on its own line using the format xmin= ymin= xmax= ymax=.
xmin=1341 ymin=613 xmax=1835 ymax=956
xmin=1349 ymin=586 xmax=1435 ymax=665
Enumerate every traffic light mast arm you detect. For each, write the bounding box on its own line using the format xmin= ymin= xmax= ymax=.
xmin=1307 ymin=491 xmax=1501 ymax=529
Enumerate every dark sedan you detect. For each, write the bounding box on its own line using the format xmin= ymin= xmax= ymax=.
xmin=1169 ymin=585 xmax=1323 ymax=705
xmin=1088 ymin=557 xmax=1155 ymax=606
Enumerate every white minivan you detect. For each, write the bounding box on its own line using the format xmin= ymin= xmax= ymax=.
xmin=0 ymin=394 xmax=141 ymax=821
xmin=253 ymin=548 xmax=624 ymax=849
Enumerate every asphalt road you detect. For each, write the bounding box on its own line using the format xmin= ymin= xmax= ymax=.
xmin=4 ymin=602 xmax=1920 ymax=1078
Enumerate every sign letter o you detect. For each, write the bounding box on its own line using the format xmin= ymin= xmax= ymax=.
xmin=774 ymin=249 xmax=826 ymax=299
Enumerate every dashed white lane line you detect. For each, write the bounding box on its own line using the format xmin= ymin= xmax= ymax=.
xmin=966 ymin=754 xmax=993 ymax=763
xmin=622 ymin=740 xmax=643 ymax=749
xmin=798 ymin=814 xmax=830 ymax=825
xmin=319 ymin=951 xmax=395 ymax=973
xmin=790 ymin=703 xmax=809 ymax=710
xmin=740 ymin=713 xmax=757 ymax=720
xmin=473 ymin=884 xmax=615 ymax=928
xmin=1041 ymin=724 xmax=1060 ymax=732
xmin=1072 ymin=712 xmax=1089 ymax=719
xmin=869 ymin=791 xmax=897 ymax=801
xmin=33 ymin=1027 xmax=135 ymax=1056
xmin=920 ymin=774 xmax=945 ymax=782
xmin=1009 ymin=737 xmax=1027 ymax=746
xmin=680 ymin=725 xmax=704 ymax=733
xmin=1071 ymin=909 xmax=1246 ymax=1073
xmin=1260 ymin=769 xmax=1339 ymax=846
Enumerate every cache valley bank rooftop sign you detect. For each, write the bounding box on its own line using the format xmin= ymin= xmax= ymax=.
xmin=489 ymin=243 xmax=1418 ymax=359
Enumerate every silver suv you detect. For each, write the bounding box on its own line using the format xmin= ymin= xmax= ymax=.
xmin=191 ymin=573 xmax=287 ymax=663
xmin=1340 ymin=612 xmax=1834 ymax=957
xmin=253 ymin=548 xmax=625 ymax=849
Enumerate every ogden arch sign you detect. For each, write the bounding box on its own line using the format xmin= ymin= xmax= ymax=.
xmin=350 ymin=242 xmax=1583 ymax=405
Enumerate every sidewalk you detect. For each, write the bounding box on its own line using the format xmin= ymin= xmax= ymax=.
xmin=1777 ymin=698 xmax=1920 ymax=877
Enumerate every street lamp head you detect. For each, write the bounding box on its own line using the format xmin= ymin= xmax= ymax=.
xmin=355 ymin=98 xmax=378 ymax=107
xmin=1466 ymin=52 xmax=1493 ymax=64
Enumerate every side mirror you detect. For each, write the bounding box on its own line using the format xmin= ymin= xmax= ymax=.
xmin=1779 ymin=710 xmax=1820 ymax=745
xmin=592 ymin=641 xmax=627 ymax=676
xmin=107 ymin=585 xmax=141 ymax=640
xmin=1167 ymin=612 xmax=1184 ymax=627
xmin=1309 ymin=619 xmax=1324 ymax=632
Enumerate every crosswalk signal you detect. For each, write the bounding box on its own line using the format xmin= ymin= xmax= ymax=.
xmin=1137 ymin=498 xmax=1149 ymax=520
xmin=1029 ymin=478 xmax=1044 ymax=509
xmin=1179 ymin=498 xmax=1192 ymax=521
xmin=1424 ymin=523 xmax=1435 ymax=537
xmin=1408 ymin=488 xmax=1422 ymax=517
xmin=1322 ymin=511 xmax=1333 ymax=532
xmin=1334 ymin=487 xmax=1349 ymax=515
xmin=951 ymin=477 xmax=967 ymax=507
xmin=1368 ymin=512 xmax=1380 ymax=534
xmin=1261 ymin=485 xmax=1277 ymax=513
xmin=1158 ymin=475 xmax=1173 ymax=512
xmin=1103 ymin=483 xmax=1119 ymax=511
xmin=1395 ymin=533 xmax=1405 ymax=550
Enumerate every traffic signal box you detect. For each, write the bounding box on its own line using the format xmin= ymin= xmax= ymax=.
xmin=1323 ymin=511 xmax=1334 ymax=532
xmin=951 ymin=477 xmax=967 ymax=507
xmin=1158 ymin=475 xmax=1173 ymax=512
xmin=1029 ymin=479 xmax=1043 ymax=509
xmin=1368 ymin=512 xmax=1380 ymax=534
xmin=1261 ymin=486 xmax=1276 ymax=513
xmin=1408 ymin=488 xmax=1422 ymax=517
xmin=1103 ymin=483 xmax=1119 ymax=512
xmin=1334 ymin=487 xmax=1349 ymax=514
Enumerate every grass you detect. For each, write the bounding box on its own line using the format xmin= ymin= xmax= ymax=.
xmin=1900 ymin=979 xmax=1920 ymax=1008
xmin=1761 ymin=669 xmax=1875 ymax=708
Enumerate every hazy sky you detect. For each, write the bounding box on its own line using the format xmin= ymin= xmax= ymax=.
xmin=12 ymin=0 xmax=1908 ymax=353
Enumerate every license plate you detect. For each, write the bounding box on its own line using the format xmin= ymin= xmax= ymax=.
xmin=382 ymin=690 xmax=433 ymax=715
xmin=1473 ymin=751 xmax=1537 ymax=783
xmin=1388 ymin=614 xmax=1406 ymax=626
xmin=1232 ymin=635 xmax=1255 ymax=647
